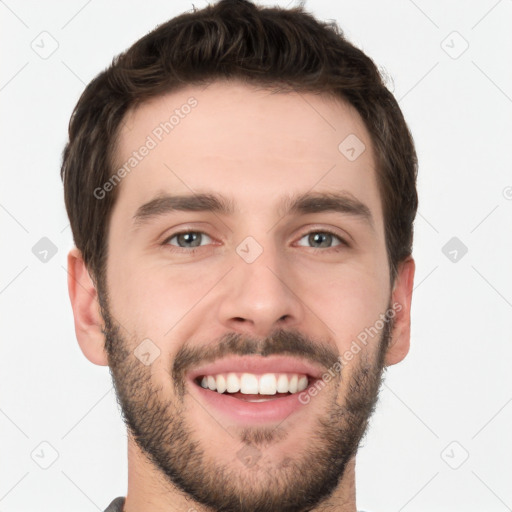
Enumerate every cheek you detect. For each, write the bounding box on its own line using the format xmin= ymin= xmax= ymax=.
xmin=293 ymin=263 xmax=390 ymax=351
xmin=107 ymin=254 xmax=223 ymax=335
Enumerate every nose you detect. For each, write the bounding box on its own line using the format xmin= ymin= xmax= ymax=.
xmin=216 ymin=242 xmax=305 ymax=338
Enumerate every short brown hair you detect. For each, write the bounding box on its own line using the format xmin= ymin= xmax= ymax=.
xmin=61 ymin=0 xmax=418 ymax=287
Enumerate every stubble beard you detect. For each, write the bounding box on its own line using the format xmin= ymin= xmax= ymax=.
xmin=101 ymin=294 xmax=392 ymax=512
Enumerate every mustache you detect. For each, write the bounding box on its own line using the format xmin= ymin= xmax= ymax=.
xmin=172 ymin=328 xmax=340 ymax=395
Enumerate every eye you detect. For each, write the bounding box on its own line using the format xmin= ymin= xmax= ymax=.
xmin=164 ymin=231 xmax=213 ymax=249
xmin=296 ymin=230 xmax=347 ymax=250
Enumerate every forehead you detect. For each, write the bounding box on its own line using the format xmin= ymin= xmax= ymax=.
xmin=111 ymin=80 xmax=381 ymax=224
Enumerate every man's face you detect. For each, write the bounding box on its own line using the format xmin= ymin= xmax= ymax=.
xmin=102 ymin=81 xmax=395 ymax=511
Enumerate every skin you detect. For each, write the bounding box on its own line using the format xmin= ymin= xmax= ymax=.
xmin=67 ymin=80 xmax=415 ymax=511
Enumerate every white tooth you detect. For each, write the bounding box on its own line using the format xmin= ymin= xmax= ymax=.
xmin=276 ymin=374 xmax=289 ymax=393
xmin=240 ymin=373 xmax=259 ymax=394
xmin=226 ymin=372 xmax=241 ymax=393
xmin=297 ymin=376 xmax=308 ymax=392
xmin=216 ymin=374 xmax=227 ymax=393
xmin=207 ymin=375 xmax=217 ymax=391
xmin=200 ymin=376 xmax=208 ymax=389
xmin=288 ymin=374 xmax=298 ymax=393
xmin=259 ymin=373 xmax=277 ymax=395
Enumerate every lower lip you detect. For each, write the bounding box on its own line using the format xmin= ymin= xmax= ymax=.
xmin=189 ymin=380 xmax=315 ymax=424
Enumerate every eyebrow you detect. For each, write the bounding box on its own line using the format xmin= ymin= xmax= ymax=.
xmin=133 ymin=193 xmax=235 ymax=227
xmin=132 ymin=191 xmax=374 ymax=230
xmin=279 ymin=191 xmax=374 ymax=229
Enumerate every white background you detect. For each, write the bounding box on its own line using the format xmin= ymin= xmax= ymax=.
xmin=1 ymin=1 xmax=511 ymax=511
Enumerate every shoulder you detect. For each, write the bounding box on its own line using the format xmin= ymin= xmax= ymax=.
xmin=104 ymin=497 xmax=125 ymax=512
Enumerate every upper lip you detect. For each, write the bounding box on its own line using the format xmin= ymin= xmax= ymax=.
xmin=187 ymin=355 xmax=325 ymax=382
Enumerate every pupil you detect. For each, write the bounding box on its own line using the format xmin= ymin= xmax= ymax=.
xmin=179 ymin=232 xmax=200 ymax=247
xmin=310 ymin=233 xmax=330 ymax=248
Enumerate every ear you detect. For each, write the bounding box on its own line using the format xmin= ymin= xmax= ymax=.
xmin=384 ymin=257 xmax=415 ymax=366
xmin=67 ymin=248 xmax=108 ymax=366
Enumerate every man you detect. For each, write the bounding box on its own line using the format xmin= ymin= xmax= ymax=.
xmin=61 ymin=0 xmax=417 ymax=510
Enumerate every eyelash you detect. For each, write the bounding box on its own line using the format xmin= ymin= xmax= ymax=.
xmin=161 ymin=229 xmax=349 ymax=254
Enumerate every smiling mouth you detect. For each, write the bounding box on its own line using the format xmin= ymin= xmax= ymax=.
xmin=193 ymin=371 xmax=315 ymax=402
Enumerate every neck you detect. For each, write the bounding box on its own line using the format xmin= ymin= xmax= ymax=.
xmin=124 ymin=435 xmax=358 ymax=512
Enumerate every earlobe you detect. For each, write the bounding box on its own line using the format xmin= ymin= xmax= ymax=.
xmin=67 ymin=248 xmax=108 ymax=366
xmin=384 ymin=257 xmax=415 ymax=367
